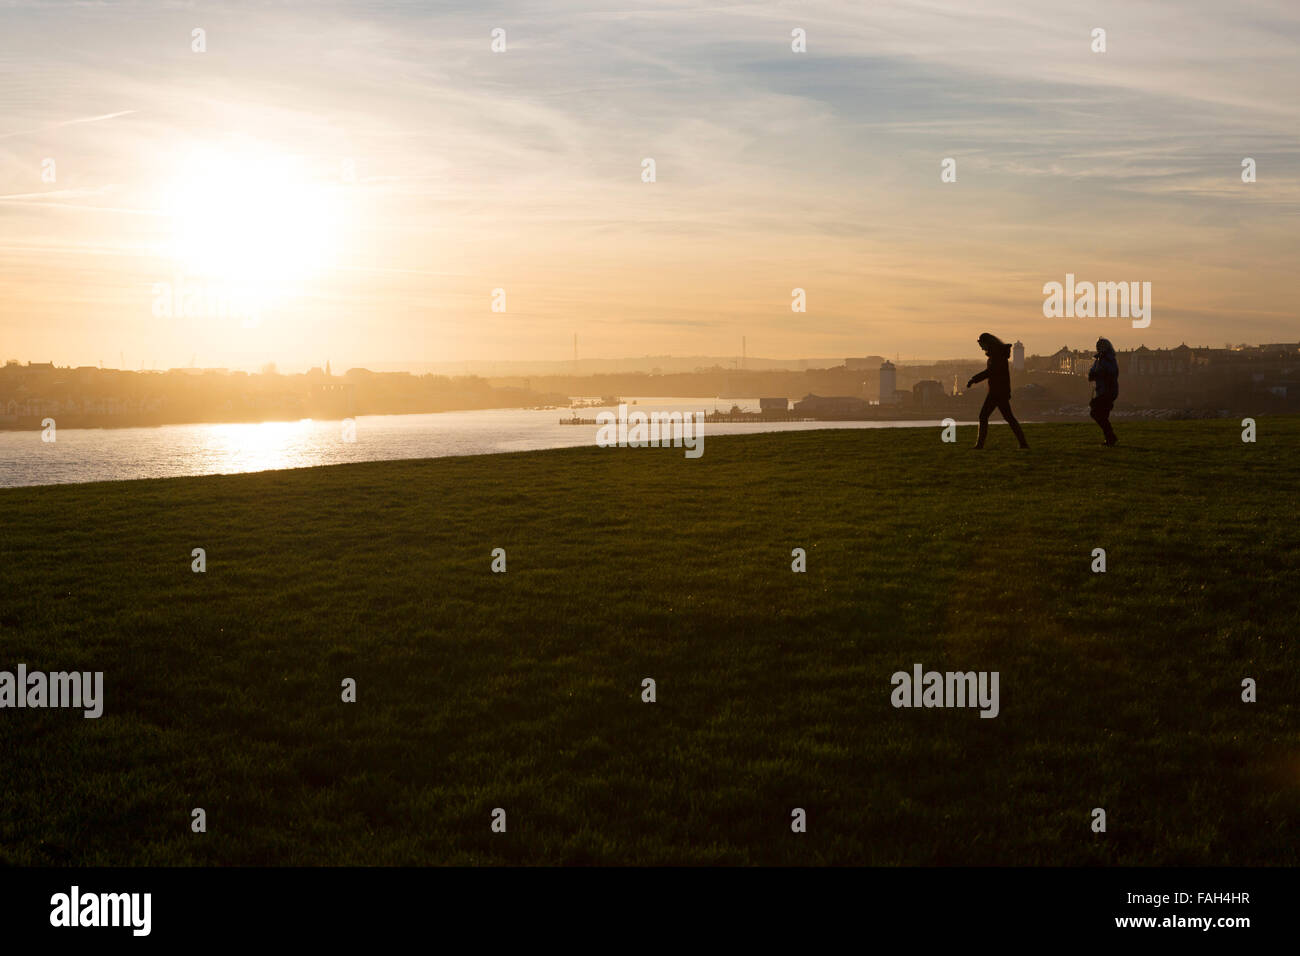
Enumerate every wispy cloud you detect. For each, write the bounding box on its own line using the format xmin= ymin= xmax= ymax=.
xmin=0 ymin=109 xmax=136 ymax=141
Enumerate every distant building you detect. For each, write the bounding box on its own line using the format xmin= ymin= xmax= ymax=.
xmin=879 ymin=360 xmax=898 ymax=404
xmin=1013 ymin=340 xmax=1025 ymax=372
xmin=912 ymin=380 xmax=945 ymax=407
xmin=759 ymin=397 xmax=789 ymax=412
xmin=793 ymin=394 xmax=870 ymax=418
xmin=1045 ymin=346 xmax=1091 ymax=375
xmin=1126 ymin=344 xmax=1193 ymax=377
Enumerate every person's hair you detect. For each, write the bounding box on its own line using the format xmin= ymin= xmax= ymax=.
xmin=1096 ymin=337 xmax=1115 ymax=355
xmin=978 ymin=332 xmax=1010 ymax=357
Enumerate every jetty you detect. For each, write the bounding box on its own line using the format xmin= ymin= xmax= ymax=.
xmin=560 ymin=412 xmax=816 ymax=425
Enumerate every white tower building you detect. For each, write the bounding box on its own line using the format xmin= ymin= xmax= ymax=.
xmin=879 ymin=360 xmax=897 ymax=404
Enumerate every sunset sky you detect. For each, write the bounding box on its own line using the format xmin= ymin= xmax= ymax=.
xmin=2 ymin=0 xmax=1297 ymax=371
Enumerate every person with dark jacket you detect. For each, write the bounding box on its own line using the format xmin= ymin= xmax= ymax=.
xmin=966 ymin=332 xmax=1029 ymax=449
xmin=1087 ymin=337 xmax=1119 ymax=446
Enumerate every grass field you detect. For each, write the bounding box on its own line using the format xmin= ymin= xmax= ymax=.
xmin=1 ymin=418 xmax=1297 ymax=865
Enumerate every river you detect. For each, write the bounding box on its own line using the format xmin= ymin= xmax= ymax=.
xmin=0 ymin=397 xmax=952 ymax=488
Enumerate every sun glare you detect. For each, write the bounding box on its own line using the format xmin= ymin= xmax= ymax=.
xmin=164 ymin=145 xmax=343 ymax=285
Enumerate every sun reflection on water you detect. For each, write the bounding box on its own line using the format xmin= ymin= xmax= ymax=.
xmin=197 ymin=419 xmax=320 ymax=475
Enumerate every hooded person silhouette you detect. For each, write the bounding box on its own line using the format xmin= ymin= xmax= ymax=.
xmin=1087 ymin=337 xmax=1119 ymax=446
xmin=966 ymin=332 xmax=1029 ymax=449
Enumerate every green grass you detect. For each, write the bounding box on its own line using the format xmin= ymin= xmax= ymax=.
xmin=1 ymin=418 xmax=1297 ymax=865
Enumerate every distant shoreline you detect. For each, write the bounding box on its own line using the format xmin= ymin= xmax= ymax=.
xmin=0 ymin=405 xmax=562 ymax=433
xmin=0 ymin=403 xmax=1244 ymax=432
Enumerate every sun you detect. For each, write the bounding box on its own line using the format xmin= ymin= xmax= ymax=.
xmin=164 ymin=144 xmax=343 ymax=285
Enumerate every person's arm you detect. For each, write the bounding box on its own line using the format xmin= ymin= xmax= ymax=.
xmin=967 ymin=368 xmax=989 ymax=387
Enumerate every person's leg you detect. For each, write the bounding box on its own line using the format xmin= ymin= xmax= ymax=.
xmin=998 ymin=398 xmax=1029 ymax=448
xmin=975 ymin=394 xmax=995 ymax=447
xmin=1099 ymin=401 xmax=1117 ymax=444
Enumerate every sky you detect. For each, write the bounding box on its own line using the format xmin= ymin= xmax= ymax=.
xmin=1 ymin=0 xmax=1297 ymax=372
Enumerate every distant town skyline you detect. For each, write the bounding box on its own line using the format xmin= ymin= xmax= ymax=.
xmin=3 ymin=1 xmax=1298 ymax=370
xmin=5 ymin=337 xmax=1291 ymax=378
xmin=6 ymin=338 xmax=1294 ymax=437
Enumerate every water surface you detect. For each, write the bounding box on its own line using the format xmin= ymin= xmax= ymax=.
xmin=0 ymin=397 xmax=950 ymax=488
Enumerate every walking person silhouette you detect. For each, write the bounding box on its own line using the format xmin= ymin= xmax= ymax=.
xmin=966 ymin=332 xmax=1029 ymax=449
xmin=1087 ymin=337 xmax=1119 ymax=446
